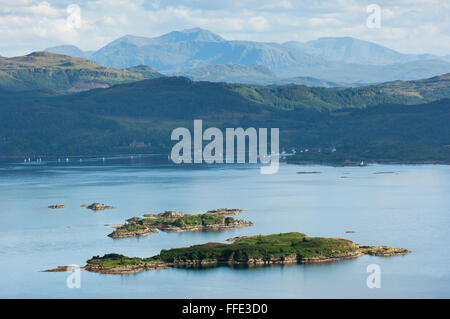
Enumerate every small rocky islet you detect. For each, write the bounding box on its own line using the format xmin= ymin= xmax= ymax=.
xmin=48 ymin=202 xmax=116 ymax=210
xmin=45 ymin=232 xmax=411 ymax=274
xmin=48 ymin=204 xmax=66 ymax=209
xmin=82 ymin=202 xmax=116 ymax=211
xmin=108 ymin=208 xmax=252 ymax=238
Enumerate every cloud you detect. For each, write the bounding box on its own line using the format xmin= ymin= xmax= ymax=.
xmin=0 ymin=0 xmax=448 ymax=57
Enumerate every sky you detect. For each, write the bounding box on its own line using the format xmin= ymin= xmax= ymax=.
xmin=0 ymin=0 xmax=449 ymax=57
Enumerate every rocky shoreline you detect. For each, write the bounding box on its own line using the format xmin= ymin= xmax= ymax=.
xmin=48 ymin=204 xmax=66 ymax=209
xmin=83 ymin=202 xmax=116 ymax=211
xmin=81 ymin=247 xmax=410 ymax=275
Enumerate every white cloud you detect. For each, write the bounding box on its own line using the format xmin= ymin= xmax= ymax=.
xmin=0 ymin=0 xmax=448 ymax=57
xmin=24 ymin=1 xmax=60 ymax=17
xmin=261 ymin=0 xmax=292 ymax=9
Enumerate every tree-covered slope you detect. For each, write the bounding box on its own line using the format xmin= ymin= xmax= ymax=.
xmin=0 ymin=75 xmax=449 ymax=161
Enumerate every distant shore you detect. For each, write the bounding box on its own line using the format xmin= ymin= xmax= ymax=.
xmin=286 ymin=159 xmax=450 ymax=167
xmin=2 ymin=153 xmax=449 ymax=166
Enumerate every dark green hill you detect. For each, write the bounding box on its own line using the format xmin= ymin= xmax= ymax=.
xmin=54 ymin=77 xmax=267 ymax=119
xmin=236 ymin=73 xmax=450 ymax=110
xmin=54 ymin=73 xmax=450 ymax=115
xmin=0 ymin=75 xmax=449 ymax=162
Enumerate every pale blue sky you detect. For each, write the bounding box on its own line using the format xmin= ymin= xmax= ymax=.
xmin=0 ymin=0 xmax=448 ymax=57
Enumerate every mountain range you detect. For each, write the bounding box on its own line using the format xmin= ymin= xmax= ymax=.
xmin=283 ymin=37 xmax=437 ymax=65
xmin=44 ymin=28 xmax=450 ymax=85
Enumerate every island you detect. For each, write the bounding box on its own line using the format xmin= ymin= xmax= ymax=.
xmin=82 ymin=203 xmax=116 ymax=211
xmin=45 ymin=232 xmax=410 ymax=274
xmin=48 ymin=204 xmax=66 ymax=209
xmin=108 ymin=209 xmax=252 ymax=238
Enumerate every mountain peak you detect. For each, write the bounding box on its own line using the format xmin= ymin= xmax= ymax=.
xmin=159 ymin=28 xmax=225 ymax=43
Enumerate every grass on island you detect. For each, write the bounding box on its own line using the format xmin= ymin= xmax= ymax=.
xmin=88 ymin=253 xmax=159 ymax=267
xmin=109 ymin=213 xmax=240 ymax=237
xmin=88 ymin=232 xmax=358 ymax=267
xmin=142 ymin=213 xmax=230 ymax=227
xmin=111 ymin=223 xmax=148 ymax=235
xmin=131 ymin=213 xmax=233 ymax=229
xmin=158 ymin=232 xmax=357 ymax=261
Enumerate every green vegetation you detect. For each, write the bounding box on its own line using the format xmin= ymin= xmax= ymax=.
xmin=236 ymin=84 xmax=424 ymax=111
xmin=0 ymin=52 xmax=161 ymax=93
xmin=89 ymin=233 xmax=359 ymax=266
xmin=88 ymin=253 xmax=159 ymax=267
xmin=138 ymin=213 xmax=227 ymax=227
xmin=158 ymin=232 xmax=357 ymax=262
xmin=111 ymin=223 xmax=148 ymax=236
xmin=85 ymin=232 xmax=410 ymax=273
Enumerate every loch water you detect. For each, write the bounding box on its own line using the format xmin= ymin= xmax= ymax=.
xmin=0 ymin=157 xmax=449 ymax=298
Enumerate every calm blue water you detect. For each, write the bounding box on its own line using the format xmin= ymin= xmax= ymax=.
xmin=0 ymin=157 xmax=449 ymax=298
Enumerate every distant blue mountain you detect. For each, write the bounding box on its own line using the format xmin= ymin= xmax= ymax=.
xmin=90 ymin=28 xmax=325 ymax=77
xmin=44 ymin=45 xmax=87 ymax=58
xmin=48 ymin=28 xmax=450 ymax=84
xmin=284 ymin=37 xmax=438 ymax=65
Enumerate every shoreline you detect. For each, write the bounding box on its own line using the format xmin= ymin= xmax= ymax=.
xmin=287 ymin=159 xmax=450 ymax=167
xmin=108 ymin=222 xmax=253 ymax=239
xmin=82 ymin=247 xmax=411 ymax=275
xmin=1 ymin=153 xmax=449 ymax=166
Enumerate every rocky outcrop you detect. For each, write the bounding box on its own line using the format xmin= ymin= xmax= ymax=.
xmin=226 ymin=236 xmax=246 ymax=242
xmin=42 ymin=265 xmax=86 ymax=272
xmin=84 ymin=202 xmax=116 ymax=211
xmin=205 ymin=208 xmax=246 ymax=215
xmin=158 ymin=220 xmax=253 ymax=233
xmin=357 ymin=244 xmax=412 ymax=256
xmin=143 ymin=208 xmax=246 ymax=218
xmin=143 ymin=211 xmax=188 ymax=218
xmin=108 ymin=228 xmax=158 ymax=239
xmin=48 ymin=204 xmax=66 ymax=209
xmin=85 ymin=262 xmax=169 ymax=274
xmin=300 ymin=251 xmax=364 ymax=263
